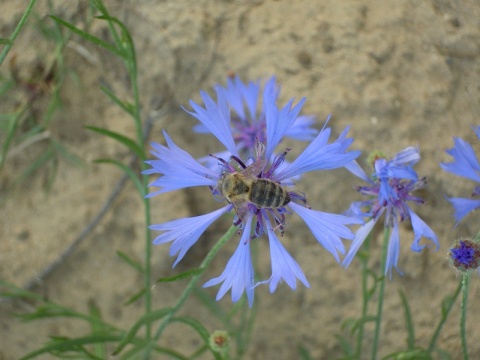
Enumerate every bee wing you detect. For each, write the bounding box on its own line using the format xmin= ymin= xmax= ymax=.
xmin=241 ymin=159 xmax=267 ymax=179
xmin=230 ymin=197 xmax=250 ymax=224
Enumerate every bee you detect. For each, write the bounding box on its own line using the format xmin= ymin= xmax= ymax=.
xmin=217 ymin=159 xmax=291 ymax=223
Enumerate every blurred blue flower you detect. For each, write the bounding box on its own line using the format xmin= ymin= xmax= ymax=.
xmin=145 ymin=119 xmax=360 ymax=306
xmin=440 ymin=126 xmax=480 ymax=223
xmin=187 ymin=75 xmax=318 ymax=163
xmin=342 ymin=147 xmax=439 ymax=276
xmin=449 ymin=239 xmax=480 ymax=273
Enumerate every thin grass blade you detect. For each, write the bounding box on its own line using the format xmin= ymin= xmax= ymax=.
xmin=113 ymin=308 xmax=172 ymax=355
xmin=116 ymin=251 xmax=144 ymax=274
xmin=49 ymin=15 xmax=123 ymax=57
xmin=94 ymin=159 xmax=145 ymax=197
xmin=100 ymin=85 xmax=134 ymax=116
xmin=86 ymin=125 xmax=144 ymax=160
xmin=156 ymin=268 xmax=204 ymax=283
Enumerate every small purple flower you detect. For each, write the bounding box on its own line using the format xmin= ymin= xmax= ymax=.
xmin=449 ymin=238 xmax=480 ymax=273
xmin=342 ymin=147 xmax=439 ymax=276
xmin=145 ymin=118 xmax=360 ymax=305
xmin=440 ymin=126 xmax=480 ymax=223
xmin=187 ymin=75 xmax=317 ymax=162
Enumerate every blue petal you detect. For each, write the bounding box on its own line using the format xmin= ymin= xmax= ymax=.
xmin=440 ymin=136 xmax=480 ymax=182
xmin=215 ymin=76 xmax=261 ymax=122
xmin=264 ymin=78 xmax=306 ymax=160
xmin=284 ymin=115 xmax=318 ymax=141
xmin=342 ymin=217 xmax=379 ymax=268
xmin=374 ymin=147 xmax=421 ymax=182
xmin=385 ymin=219 xmax=401 ymax=278
xmin=144 ymin=132 xmax=218 ymax=196
xmin=345 ymin=160 xmax=371 ymax=183
xmin=234 ymin=76 xmax=261 ymax=121
xmin=203 ymin=216 xmax=255 ymax=307
xmin=265 ymin=219 xmax=310 ymax=292
xmin=407 ymin=207 xmax=439 ymax=252
xmin=197 ymin=150 xmax=232 ymax=172
xmin=215 ymin=76 xmax=248 ymax=121
xmin=375 ymin=157 xmax=418 ymax=182
xmin=150 ymin=205 xmax=231 ymax=267
xmin=391 ymin=146 xmax=420 ymax=166
xmin=144 ymin=131 xmax=218 ymax=197
xmin=473 ymin=125 xmax=480 ymax=140
xmin=445 ymin=196 xmax=480 ymax=224
xmin=184 ymin=90 xmax=239 ymax=157
xmin=289 ymin=202 xmax=361 ymax=262
xmin=192 ymin=123 xmax=210 ymax=134
xmin=344 ymin=200 xmax=374 ymax=220
xmin=276 ymin=126 xmax=361 ymax=181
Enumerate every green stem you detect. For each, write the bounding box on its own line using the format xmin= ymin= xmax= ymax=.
xmin=131 ymin=49 xmax=151 ymax=340
xmin=144 ymin=225 xmax=238 ymax=359
xmin=355 ymin=235 xmax=371 ymax=359
xmin=143 ymin=194 xmax=152 ymax=339
xmin=0 ymin=0 xmax=37 ymax=66
xmin=371 ymin=227 xmax=390 ymax=360
xmin=427 ymin=279 xmax=462 ymax=353
xmin=460 ymin=272 xmax=471 ymax=360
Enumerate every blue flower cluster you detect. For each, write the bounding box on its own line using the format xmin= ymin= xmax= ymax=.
xmin=144 ymin=75 xmax=476 ymax=305
xmin=441 ymin=126 xmax=480 ymax=223
xmin=342 ymin=148 xmax=438 ymax=276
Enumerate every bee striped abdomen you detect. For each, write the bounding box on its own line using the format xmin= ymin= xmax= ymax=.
xmin=250 ymin=179 xmax=290 ymax=208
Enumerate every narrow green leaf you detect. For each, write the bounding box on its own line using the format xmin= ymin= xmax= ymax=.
xmin=20 ymin=334 xmax=122 ymax=360
xmin=118 ymin=340 xmax=189 ymax=360
xmin=399 ymin=290 xmax=415 ymax=349
xmin=51 ymin=140 xmax=84 ymax=167
xmin=90 ymin=0 xmax=110 ymax=15
xmin=45 ymin=153 xmax=58 ymax=193
xmin=116 ymin=251 xmax=144 ymax=273
xmin=113 ymin=308 xmax=172 ymax=355
xmin=193 ymin=287 xmax=229 ymax=326
xmin=298 ymin=344 xmax=313 ymax=360
xmin=16 ymin=145 xmax=55 ymax=185
xmin=49 ymin=15 xmax=123 ymax=57
xmin=94 ymin=159 xmax=145 ymax=197
xmin=349 ymin=315 xmax=376 ymax=334
xmin=188 ymin=344 xmax=210 ymax=359
xmin=440 ymin=294 xmax=455 ymax=319
xmin=0 ymin=38 xmax=12 ymax=45
xmin=89 ymin=0 xmax=123 ymax=54
xmin=333 ymin=334 xmax=354 ymax=357
xmin=156 ymin=268 xmax=204 ymax=283
xmin=0 ymin=280 xmax=44 ymax=302
xmin=435 ymin=347 xmax=452 ymax=360
xmin=96 ymin=15 xmax=136 ymax=66
xmin=85 ymin=125 xmax=144 ymax=160
xmin=171 ymin=316 xmax=210 ymax=342
xmin=123 ymin=288 xmax=147 ymax=306
xmin=171 ymin=317 xmax=223 ymax=360
xmin=0 ymin=0 xmax=37 ymax=66
xmin=88 ymin=302 xmax=107 ymax=359
xmin=383 ymin=349 xmax=432 ymax=360
xmin=0 ymin=112 xmax=20 ymax=171
xmin=100 ymin=85 xmax=134 ymax=115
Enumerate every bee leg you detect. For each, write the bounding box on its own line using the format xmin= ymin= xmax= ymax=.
xmin=230 ymin=155 xmax=247 ymax=169
xmin=269 ymin=208 xmax=287 ymax=236
xmin=289 ymin=191 xmax=311 ymax=209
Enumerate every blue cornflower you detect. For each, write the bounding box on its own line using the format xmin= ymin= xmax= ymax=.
xmin=187 ymin=75 xmax=318 ymax=162
xmin=449 ymin=238 xmax=480 ymax=273
xmin=440 ymin=126 xmax=480 ymax=223
xmin=145 ymin=120 xmax=361 ymax=306
xmin=341 ymin=147 xmax=439 ymax=276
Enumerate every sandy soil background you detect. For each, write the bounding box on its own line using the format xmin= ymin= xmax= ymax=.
xmin=1 ymin=0 xmax=480 ymax=359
